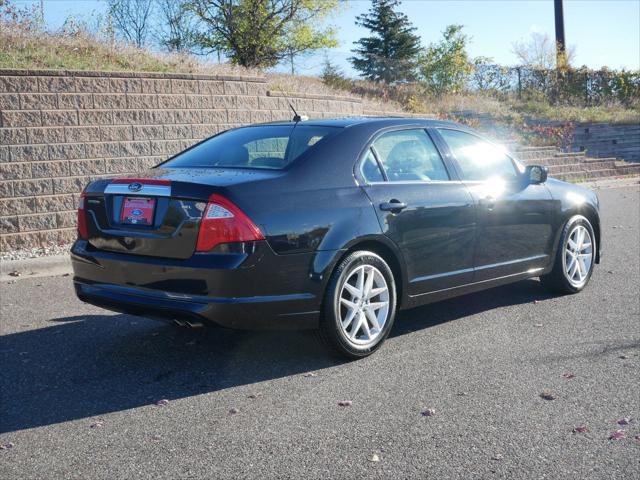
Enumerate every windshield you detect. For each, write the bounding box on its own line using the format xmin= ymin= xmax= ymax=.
xmin=161 ymin=125 xmax=340 ymax=170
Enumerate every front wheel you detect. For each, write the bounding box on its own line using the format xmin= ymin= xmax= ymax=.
xmin=540 ymin=215 xmax=596 ymax=294
xmin=318 ymin=251 xmax=397 ymax=359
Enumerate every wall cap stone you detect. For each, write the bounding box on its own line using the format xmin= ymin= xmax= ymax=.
xmin=267 ymin=90 xmax=362 ymax=103
xmin=0 ymin=69 xmax=267 ymax=83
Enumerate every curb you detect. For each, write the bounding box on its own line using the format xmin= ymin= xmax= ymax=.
xmin=0 ymin=254 xmax=72 ymax=281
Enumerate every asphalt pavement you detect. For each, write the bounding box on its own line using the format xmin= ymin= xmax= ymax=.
xmin=1 ymin=183 xmax=639 ymax=479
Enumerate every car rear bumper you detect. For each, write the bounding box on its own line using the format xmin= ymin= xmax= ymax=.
xmin=71 ymin=240 xmax=321 ymax=330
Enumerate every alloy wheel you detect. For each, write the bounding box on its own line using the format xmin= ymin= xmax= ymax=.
xmin=563 ymin=225 xmax=593 ymax=288
xmin=338 ymin=264 xmax=390 ymax=347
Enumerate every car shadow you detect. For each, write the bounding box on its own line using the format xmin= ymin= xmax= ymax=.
xmin=1 ymin=279 xmax=554 ymax=434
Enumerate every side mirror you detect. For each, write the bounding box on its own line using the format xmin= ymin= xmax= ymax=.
xmin=525 ymin=165 xmax=548 ymax=184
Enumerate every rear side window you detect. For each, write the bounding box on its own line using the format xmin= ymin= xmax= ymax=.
xmin=162 ymin=125 xmax=340 ymax=170
xmin=438 ymin=129 xmax=517 ymax=181
xmin=372 ymin=129 xmax=449 ymax=182
xmin=360 ymin=148 xmax=385 ymax=182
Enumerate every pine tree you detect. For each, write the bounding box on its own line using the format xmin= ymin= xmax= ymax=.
xmin=350 ymin=0 xmax=421 ymax=83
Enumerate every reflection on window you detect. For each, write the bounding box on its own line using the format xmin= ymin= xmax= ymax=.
xmin=438 ymin=129 xmax=517 ymax=181
xmin=372 ymin=129 xmax=449 ymax=182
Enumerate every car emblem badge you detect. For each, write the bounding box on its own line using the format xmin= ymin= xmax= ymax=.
xmin=128 ymin=182 xmax=143 ymax=192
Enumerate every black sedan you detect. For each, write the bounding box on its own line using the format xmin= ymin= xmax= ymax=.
xmin=71 ymin=118 xmax=601 ymax=358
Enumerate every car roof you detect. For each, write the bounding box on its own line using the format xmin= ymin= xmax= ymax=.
xmin=253 ymin=116 xmax=468 ymax=130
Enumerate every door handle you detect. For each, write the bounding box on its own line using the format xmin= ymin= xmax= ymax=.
xmin=380 ymin=200 xmax=407 ymax=212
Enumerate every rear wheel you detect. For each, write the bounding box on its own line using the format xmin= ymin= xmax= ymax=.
xmin=319 ymin=251 xmax=397 ymax=359
xmin=540 ymin=215 xmax=596 ymax=294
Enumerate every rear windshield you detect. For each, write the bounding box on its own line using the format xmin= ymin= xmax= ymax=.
xmin=161 ymin=125 xmax=340 ymax=170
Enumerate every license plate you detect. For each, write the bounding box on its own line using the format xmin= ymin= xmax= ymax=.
xmin=121 ymin=197 xmax=156 ymax=225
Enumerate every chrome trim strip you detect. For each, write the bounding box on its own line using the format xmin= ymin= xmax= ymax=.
xmin=409 ymin=255 xmax=547 ymax=284
xmin=104 ymin=184 xmax=172 ymax=197
xmin=474 ymin=254 xmax=548 ymax=272
xmin=410 ymin=267 xmax=545 ymax=298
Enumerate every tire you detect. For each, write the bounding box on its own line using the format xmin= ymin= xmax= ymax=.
xmin=318 ymin=251 xmax=397 ymax=359
xmin=540 ymin=215 xmax=596 ymax=294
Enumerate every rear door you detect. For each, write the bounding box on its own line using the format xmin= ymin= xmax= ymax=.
xmin=434 ymin=128 xmax=555 ymax=281
xmin=358 ymin=128 xmax=476 ymax=295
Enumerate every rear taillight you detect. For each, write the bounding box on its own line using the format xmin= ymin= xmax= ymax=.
xmin=196 ymin=194 xmax=264 ymax=252
xmin=77 ymin=192 xmax=88 ymax=239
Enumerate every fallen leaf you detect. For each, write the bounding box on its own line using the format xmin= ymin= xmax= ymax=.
xmin=155 ymin=399 xmax=169 ymax=406
xmin=619 ymin=354 xmax=629 ymax=359
xmin=368 ymin=453 xmax=380 ymax=462
xmin=540 ymin=390 xmax=556 ymax=401
xmin=0 ymin=442 xmax=14 ymax=450
xmin=62 ymin=273 xmax=70 ymax=277
xmin=609 ymin=429 xmax=626 ymax=440
xmin=303 ymin=372 xmax=318 ymax=378
xmin=229 ymin=407 xmax=239 ymax=414
xmin=8 ymin=271 xmax=20 ymax=277
xmin=617 ymin=417 xmax=632 ymax=426
xmin=573 ymin=425 xmax=588 ymax=433
xmin=89 ymin=421 xmax=104 ymax=429
xmin=247 ymin=392 xmax=262 ymax=399
xmin=562 ymin=372 xmax=575 ymax=379
xmin=421 ymin=408 xmax=436 ymax=417
xmin=338 ymin=400 xmax=353 ymax=407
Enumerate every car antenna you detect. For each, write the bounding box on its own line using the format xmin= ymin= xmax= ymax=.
xmin=289 ymin=103 xmax=308 ymax=123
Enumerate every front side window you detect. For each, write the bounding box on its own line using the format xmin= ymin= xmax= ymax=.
xmin=372 ymin=129 xmax=449 ymax=182
xmin=438 ymin=129 xmax=517 ymax=181
xmin=162 ymin=125 xmax=340 ymax=170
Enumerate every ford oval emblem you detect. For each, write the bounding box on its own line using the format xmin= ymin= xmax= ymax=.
xmin=128 ymin=182 xmax=143 ymax=192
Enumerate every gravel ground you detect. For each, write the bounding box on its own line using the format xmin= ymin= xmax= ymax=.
xmin=0 ymin=243 xmax=71 ymax=262
xmin=0 ymin=184 xmax=638 ymax=479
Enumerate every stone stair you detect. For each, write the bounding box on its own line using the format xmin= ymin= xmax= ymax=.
xmin=511 ymin=146 xmax=640 ymax=182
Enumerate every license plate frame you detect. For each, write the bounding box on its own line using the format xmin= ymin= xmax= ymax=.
xmin=120 ymin=196 xmax=156 ymax=226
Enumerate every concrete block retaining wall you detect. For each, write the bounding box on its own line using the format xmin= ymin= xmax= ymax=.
xmin=0 ymin=69 xmax=364 ymax=250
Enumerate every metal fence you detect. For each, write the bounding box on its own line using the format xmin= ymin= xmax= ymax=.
xmin=469 ymin=64 xmax=640 ymax=106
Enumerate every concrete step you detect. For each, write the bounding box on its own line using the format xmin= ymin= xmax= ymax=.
xmin=553 ymin=163 xmax=640 ymax=182
xmin=514 ymin=148 xmax=559 ymax=160
xmin=547 ymin=160 xmax=619 ymax=174
xmin=553 ymin=151 xmax=585 ymax=158
xmin=525 ymin=156 xmax=588 ymax=166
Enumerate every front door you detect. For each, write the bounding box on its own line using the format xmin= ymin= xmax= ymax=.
xmin=359 ymin=128 xmax=476 ymax=295
xmin=434 ymin=128 xmax=555 ymax=281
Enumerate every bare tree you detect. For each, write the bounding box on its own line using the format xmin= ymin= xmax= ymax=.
xmin=512 ymin=32 xmax=575 ymax=69
xmin=108 ymin=0 xmax=154 ymax=48
xmin=156 ymin=0 xmax=197 ymax=53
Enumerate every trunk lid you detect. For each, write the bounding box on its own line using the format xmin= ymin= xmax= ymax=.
xmin=82 ymin=168 xmax=279 ymax=259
